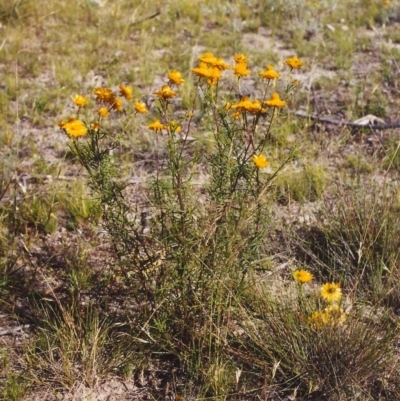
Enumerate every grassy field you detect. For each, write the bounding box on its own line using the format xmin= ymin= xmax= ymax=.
xmin=1 ymin=0 xmax=400 ymax=400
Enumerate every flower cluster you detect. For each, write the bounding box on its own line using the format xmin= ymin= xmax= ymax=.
xmin=59 ymin=53 xmax=303 ymax=183
xmin=59 ymin=85 xmax=148 ymax=138
xmin=191 ymin=52 xmax=229 ymax=87
xmin=233 ymin=53 xmax=251 ymax=78
xmin=292 ymin=269 xmax=346 ymax=329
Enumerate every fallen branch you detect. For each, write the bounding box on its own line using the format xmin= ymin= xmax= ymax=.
xmin=294 ymin=111 xmax=400 ymax=130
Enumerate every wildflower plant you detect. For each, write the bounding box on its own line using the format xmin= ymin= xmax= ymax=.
xmin=58 ymin=53 xmax=301 ymax=386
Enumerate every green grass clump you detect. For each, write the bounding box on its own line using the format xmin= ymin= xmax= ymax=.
xmin=275 ymin=164 xmax=326 ymax=203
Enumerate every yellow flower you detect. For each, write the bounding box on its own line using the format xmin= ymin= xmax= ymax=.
xmin=232 ymin=96 xmax=264 ymax=114
xmin=198 ymin=53 xmax=229 ymax=70
xmin=93 ymin=87 xmax=115 ymax=103
xmin=234 ymin=54 xmax=248 ymax=64
xmin=199 ymin=52 xmax=216 ymax=64
xmin=293 ymin=269 xmax=313 ymax=283
xmin=259 ymin=65 xmax=281 ymax=80
xmin=168 ymin=70 xmax=185 ymax=85
xmin=168 ymin=120 xmax=182 ymax=133
xmin=154 ymin=85 xmax=177 ymax=100
xmin=72 ymin=94 xmax=88 ymax=107
xmin=119 ymin=84 xmax=133 ymax=100
xmin=233 ymin=62 xmax=251 ymax=78
xmin=90 ymin=122 xmax=100 ymax=131
xmin=232 ymin=111 xmax=241 ymax=119
xmin=285 ymin=55 xmax=303 ymax=69
xmin=320 ymin=283 xmax=342 ymax=303
xmin=210 ymin=57 xmax=230 ymax=71
xmin=191 ymin=62 xmax=212 ymax=79
xmin=97 ymin=107 xmax=110 ymax=118
xmin=58 ymin=120 xmax=68 ymax=128
xmin=207 ymin=67 xmax=222 ymax=86
xmin=324 ymin=304 xmax=346 ymax=325
xmin=252 ymin=154 xmax=269 ymax=169
xmin=134 ymin=100 xmax=148 ymax=114
xmin=111 ymin=97 xmax=124 ymax=112
xmin=62 ymin=119 xmax=87 ymax=137
xmin=148 ymin=119 xmax=165 ymax=132
xmin=264 ymin=92 xmax=286 ymax=108
xmin=308 ymin=311 xmax=329 ymax=330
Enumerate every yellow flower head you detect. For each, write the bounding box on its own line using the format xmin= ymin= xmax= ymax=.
xmin=324 ymin=304 xmax=346 ymax=325
xmin=320 ymin=283 xmax=342 ymax=303
xmin=264 ymin=92 xmax=286 ymax=108
xmin=259 ymin=65 xmax=281 ymax=80
xmin=90 ymin=122 xmax=100 ymax=131
xmin=232 ymin=111 xmax=241 ymax=119
xmin=72 ymin=94 xmax=88 ymax=107
xmin=234 ymin=54 xmax=248 ymax=64
xmin=308 ymin=311 xmax=329 ymax=330
xmin=199 ymin=52 xmax=229 ymax=70
xmin=93 ymin=87 xmax=115 ymax=104
xmin=252 ymin=154 xmax=269 ymax=169
xmin=168 ymin=70 xmax=185 ymax=85
xmin=233 ymin=62 xmax=251 ymax=78
xmin=62 ymin=119 xmax=88 ymax=137
xmin=58 ymin=120 xmax=68 ymax=128
xmin=232 ymin=96 xmax=264 ymax=114
xmin=285 ymin=55 xmax=303 ymax=69
xmin=119 ymin=84 xmax=133 ymax=100
xmin=191 ymin=62 xmax=212 ymax=79
xmin=134 ymin=100 xmax=148 ymax=114
xmin=148 ymin=119 xmax=166 ymax=132
xmin=154 ymin=85 xmax=177 ymax=100
xmin=199 ymin=52 xmax=216 ymax=64
xmin=293 ymin=269 xmax=313 ymax=284
xmin=210 ymin=57 xmax=230 ymax=71
xmin=97 ymin=107 xmax=110 ymax=118
xmin=207 ymin=67 xmax=222 ymax=86
xmin=168 ymin=120 xmax=182 ymax=133
xmin=111 ymin=97 xmax=124 ymax=112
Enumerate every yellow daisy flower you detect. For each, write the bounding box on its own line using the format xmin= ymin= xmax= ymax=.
xmin=90 ymin=122 xmax=100 ymax=131
xmin=293 ymin=269 xmax=313 ymax=284
xmin=119 ymin=84 xmax=133 ymax=100
xmin=168 ymin=70 xmax=185 ymax=85
xmin=259 ymin=65 xmax=281 ymax=80
xmin=148 ymin=119 xmax=165 ymax=132
xmin=198 ymin=52 xmax=229 ymax=70
xmin=191 ymin=62 xmax=212 ymax=79
xmin=111 ymin=97 xmax=124 ymax=112
xmin=285 ymin=55 xmax=303 ymax=70
xmin=232 ymin=97 xmax=264 ymax=114
xmin=168 ymin=120 xmax=182 ymax=133
xmin=264 ymin=92 xmax=286 ymax=108
xmin=134 ymin=100 xmax=148 ymax=114
xmin=234 ymin=54 xmax=248 ymax=64
xmin=97 ymin=107 xmax=110 ymax=118
xmin=320 ymin=283 xmax=342 ymax=303
xmin=252 ymin=154 xmax=269 ymax=169
xmin=324 ymin=304 xmax=346 ymax=325
xmin=72 ymin=94 xmax=88 ymax=107
xmin=62 ymin=119 xmax=88 ymax=137
xmin=93 ymin=87 xmax=115 ymax=103
xmin=308 ymin=311 xmax=329 ymax=330
xmin=233 ymin=62 xmax=251 ymax=78
xmin=154 ymin=85 xmax=177 ymax=100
